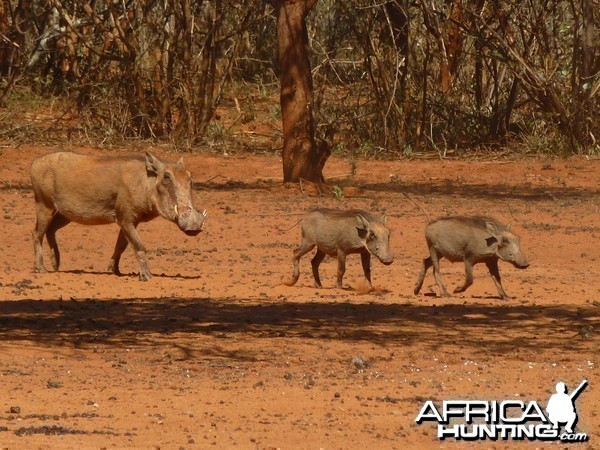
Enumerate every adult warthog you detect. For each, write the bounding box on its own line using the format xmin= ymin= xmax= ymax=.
xmin=31 ymin=151 xmax=206 ymax=281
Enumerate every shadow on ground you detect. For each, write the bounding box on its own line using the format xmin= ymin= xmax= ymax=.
xmin=195 ymin=178 xmax=597 ymax=201
xmin=0 ymin=297 xmax=597 ymax=358
xmin=4 ymin=178 xmax=597 ymax=201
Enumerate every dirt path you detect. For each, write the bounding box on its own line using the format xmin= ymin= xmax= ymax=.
xmin=0 ymin=146 xmax=598 ymax=449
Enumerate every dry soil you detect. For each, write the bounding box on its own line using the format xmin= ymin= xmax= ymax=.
xmin=0 ymin=146 xmax=598 ymax=449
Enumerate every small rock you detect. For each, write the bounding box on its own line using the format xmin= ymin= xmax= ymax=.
xmin=9 ymin=406 xmax=20 ymax=414
xmin=47 ymin=380 xmax=62 ymax=389
xmin=352 ymin=356 xmax=366 ymax=370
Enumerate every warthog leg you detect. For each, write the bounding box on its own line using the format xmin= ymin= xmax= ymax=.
xmin=310 ymin=249 xmax=326 ymax=288
xmin=45 ymin=213 xmax=70 ymax=271
xmin=119 ymin=221 xmax=152 ymax=281
xmin=108 ymin=229 xmax=129 ymax=276
xmin=360 ymin=251 xmax=372 ymax=289
xmin=282 ymin=242 xmax=315 ymax=286
xmin=336 ymin=250 xmax=347 ymax=289
xmin=430 ymin=250 xmax=450 ymax=297
xmin=414 ymin=256 xmax=432 ymax=295
xmin=32 ymin=201 xmax=55 ymax=273
xmin=486 ymin=259 xmax=510 ymax=300
xmin=454 ymin=258 xmax=474 ymax=294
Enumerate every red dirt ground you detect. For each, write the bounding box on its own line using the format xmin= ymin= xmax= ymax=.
xmin=0 ymin=145 xmax=598 ymax=449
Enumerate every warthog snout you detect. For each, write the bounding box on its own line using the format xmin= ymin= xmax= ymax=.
xmin=497 ymin=233 xmax=529 ymax=270
xmin=177 ymin=208 xmax=207 ymax=236
xmin=512 ymin=257 xmax=529 ymax=269
xmin=366 ymin=221 xmax=394 ymax=267
xmin=380 ymin=255 xmax=394 ymax=266
xmin=374 ymin=247 xmax=394 ymax=265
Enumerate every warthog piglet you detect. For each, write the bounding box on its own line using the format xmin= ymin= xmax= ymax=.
xmin=284 ymin=209 xmax=394 ymax=289
xmin=414 ymin=216 xmax=529 ymax=299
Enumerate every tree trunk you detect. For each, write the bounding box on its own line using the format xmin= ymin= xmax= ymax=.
xmin=472 ymin=0 xmax=486 ymax=110
xmin=576 ymin=0 xmax=597 ymax=148
xmin=272 ymin=0 xmax=328 ymax=183
xmin=0 ymin=1 xmax=10 ymax=76
xmin=440 ymin=0 xmax=463 ymax=93
xmin=384 ymin=0 xmax=410 ymax=141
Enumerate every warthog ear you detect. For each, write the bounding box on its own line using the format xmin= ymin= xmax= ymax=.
xmin=356 ymin=214 xmax=370 ymax=239
xmin=176 ymin=157 xmax=185 ymax=170
xmin=485 ymin=220 xmax=499 ymax=235
xmin=485 ymin=236 xmax=498 ymax=248
xmin=145 ymin=151 xmax=165 ymax=175
xmin=356 ymin=214 xmax=370 ymax=230
xmin=506 ymin=222 xmax=512 ymax=231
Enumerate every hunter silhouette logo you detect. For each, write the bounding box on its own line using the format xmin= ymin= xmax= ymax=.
xmin=546 ymin=380 xmax=587 ymax=434
xmin=416 ymin=379 xmax=589 ymax=442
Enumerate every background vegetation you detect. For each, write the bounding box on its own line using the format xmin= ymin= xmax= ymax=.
xmin=0 ymin=0 xmax=597 ymax=157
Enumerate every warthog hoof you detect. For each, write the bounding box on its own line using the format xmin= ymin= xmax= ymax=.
xmin=107 ymin=262 xmax=122 ymax=276
xmin=139 ymin=271 xmax=153 ymax=282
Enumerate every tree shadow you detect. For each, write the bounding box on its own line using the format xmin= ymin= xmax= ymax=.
xmin=192 ymin=177 xmax=598 ymax=202
xmin=362 ymin=180 xmax=595 ymax=201
xmin=6 ymin=177 xmax=596 ymax=201
xmin=0 ymin=297 xmax=596 ymax=360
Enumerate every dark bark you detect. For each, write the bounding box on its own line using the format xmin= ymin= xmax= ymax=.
xmin=472 ymin=0 xmax=486 ymax=110
xmin=385 ymin=0 xmax=410 ymax=140
xmin=0 ymin=1 xmax=10 ymax=76
xmin=440 ymin=0 xmax=463 ymax=93
xmin=575 ymin=0 xmax=597 ymax=148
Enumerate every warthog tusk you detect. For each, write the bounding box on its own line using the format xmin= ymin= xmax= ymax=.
xmin=174 ymin=205 xmax=178 ymax=216
xmin=202 ymin=209 xmax=207 ymax=217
